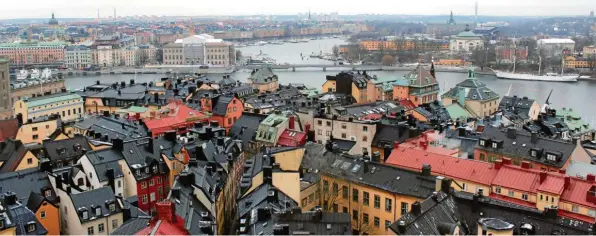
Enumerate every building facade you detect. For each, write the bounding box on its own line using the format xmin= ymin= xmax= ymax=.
xmin=13 ymin=92 xmax=84 ymax=124
xmin=65 ymin=45 xmax=92 ymax=69
xmin=0 ymin=57 xmax=11 ymax=119
xmin=0 ymin=41 xmax=67 ymax=66
xmin=538 ymin=39 xmax=575 ymax=56
xmin=449 ymin=26 xmax=484 ymax=53
xmin=162 ymin=34 xmax=234 ymax=66
xmin=162 ymin=43 xmax=183 ymax=65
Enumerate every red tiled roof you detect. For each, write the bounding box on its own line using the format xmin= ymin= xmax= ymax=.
xmin=399 ymin=99 xmax=417 ymax=110
xmin=0 ymin=119 xmax=18 ymax=142
xmin=277 ymin=129 xmax=307 ymax=147
xmin=488 ymin=193 xmax=537 ymax=208
xmin=560 ymin=177 xmax=596 ymax=209
xmin=360 ymin=113 xmax=383 ymax=121
xmin=144 ymin=103 xmax=208 ymax=134
xmin=398 ymin=133 xmax=459 ymax=156
xmin=386 ymin=148 xmax=498 ymax=185
xmin=558 ymin=210 xmax=596 ymax=224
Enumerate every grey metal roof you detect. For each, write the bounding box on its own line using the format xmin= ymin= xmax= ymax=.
xmin=230 ymin=112 xmax=268 ymax=149
xmin=2 ymin=196 xmax=49 ymax=235
xmin=111 ymin=217 xmax=150 ymax=235
xmin=442 ymin=78 xmax=499 ymax=102
xmin=0 ymin=169 xmax=57 ymax=206
xmin=212 ymin=95 xmax=234 ymax=116
xmin=42 ymin=134 xmax=92 ymax=162
xmin=249 ymin=66 xmax=278 ymax=84
xmin=301 ymin=143 xmax=436 ymax=198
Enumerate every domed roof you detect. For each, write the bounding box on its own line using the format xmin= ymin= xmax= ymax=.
xmin=456 ymin=31 xmax=480 ymax=38
xmin=48 ymin=13 xmax=58 ymax=25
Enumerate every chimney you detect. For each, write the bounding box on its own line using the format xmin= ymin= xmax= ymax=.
xmin=394 ymin=141 xmax=399 ymax=149
xmin=103 ymin=110 xmax=110 ymax=117
xmin=112 ymin=138 xmax=124 ymax=151
xmin=130 ymin=79 xmax=135 ymax=85
xmin=156 ymin=201 xmax=176 ymax=223
xmin=502 ymin=157 xmax=512 ymax=165
xmin=521 ymin=161 xmax=531 ymax=169
xmin=397 ymin=220 xmax=407 ymax=234
xmin=564 ymin=176 xmax=571 ymax=189
xmin=371 ymin=151 xmax=381 ymax=162
xmin=3 ymin=192 xmax=17 ymax=205
xmin=154 ymin=93 xmax=159 ymax=103
xmin=363 ymin=160 xmax=369 ymax=173
xmin=421 ymin=164 xmax=431 ymax=176
xmin=494 ymin=159 xmax=503 ymax=169
xmin=588 ymin=174 xmax=596 ymax=182
xmin=411 ymin=201 xmax=421 ymax=215
xmin=558 ymin=169 xmax=566 ymax=174
xmin=164 ymin=131 xmax=176 ymax=142
xmin=288 ymin=116 xmax=295 ymax=130
xmin=539 ymin=170 xmax=547 ymax=183
xmin=507 ymin=127 xmax=516 ymax=139
xmin=435 ymin=176 xmax=445 ymax=192
xmin=531 ymin=131 xmax=539 ymax=144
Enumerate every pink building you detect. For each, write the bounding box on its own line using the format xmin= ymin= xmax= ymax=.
xmin=0 ymin=41 xmax=67 ymax=66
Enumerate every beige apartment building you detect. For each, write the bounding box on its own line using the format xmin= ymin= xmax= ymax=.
xmin=313 ymin=116 xmax=377 ymax=156
xmin=0 ymin=57 xmax=11 ymax=119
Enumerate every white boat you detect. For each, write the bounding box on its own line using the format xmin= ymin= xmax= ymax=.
xmin=41 ymin=68 xmax=52 ymax=79
xmin=494 ymin=71 xmax=578 ymax=82
xmin=299 ymin=38 xmax=309 ymax=43
xmin=30 ymin=69 xmax=40 ymax=79
xmin=257 ymin=41 xmax=267 ymax=46
xmin=289 ymin=39 xmax=299 ymax=43
xmin=16 ymin=69 xmax=28 ymax=80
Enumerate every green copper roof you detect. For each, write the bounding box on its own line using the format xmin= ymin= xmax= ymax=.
xmin=557 ymin=108 xmax=591 ymax=132
xmin=0 ymin=41 xmax=68 ymax=49
xmin=26 ymin=93 xmax=82 ymax=107
xmin=117 ymin=106 xmax=148 ymax=113
xmin=445 ymin=103 xmax=473 ymax=120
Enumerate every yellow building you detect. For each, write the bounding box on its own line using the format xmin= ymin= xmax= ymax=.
xmin=565 ymin=56 xmax=592 ymax=69
xmin=14 ymin=92 xmax=83 ymax=124
xmin=360 ymin=40 xmax=398 ymax=51
xmin=15 ymin=116 xmax=60 ymax=144
xmin=301 ymin=144 xmax=436 ymax=235
xmin=584 ymin=45 xmax=596 ymax=57
xmin=437 ymin=59 xmax=465 ymax=66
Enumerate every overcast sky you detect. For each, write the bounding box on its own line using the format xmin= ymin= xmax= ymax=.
xmin=0 ymin=0 xmax=594 ymax=19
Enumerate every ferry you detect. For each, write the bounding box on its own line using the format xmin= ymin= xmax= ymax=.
xmin=16 ymin=69 xmax=28 ymax=80
xmin=30 ymin=69 xmax=40 ymax=79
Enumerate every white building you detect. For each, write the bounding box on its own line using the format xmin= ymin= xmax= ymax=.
xmin=162 ymin=34 xmax=235 ymax=66
xmin=96 ymin=45 xmax=115 ymax=67
xmin=121 ymin=46 xmax=140 ymax=66
xmin=450 ymin=29 xmax=484 ymax=53
xmin=537 ymin=38 xmax=575 ymax=56
xmin=65 ymin=45 xmax=92 ymax=69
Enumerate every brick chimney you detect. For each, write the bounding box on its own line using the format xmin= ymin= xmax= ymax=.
xmin=156 ymin=201 xmax=176 ymax=223
xmin=494 ymin=159 xmax=503 ymax=170
xmin=502 ymin=157 xmax=512 ymax=165
xmin=521 ymin=161 xmax=531 ymax=169
xmin=539 ymin=170 xmax=547 ymax=183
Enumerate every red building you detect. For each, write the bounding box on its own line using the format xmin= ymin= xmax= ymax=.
xmin=199 ymin=95 xmax=243 ymax=132
xmin=144 ymin=100 xmax=209 ymax=138
xmin=496 ymin=46 xmax=529 ymax=62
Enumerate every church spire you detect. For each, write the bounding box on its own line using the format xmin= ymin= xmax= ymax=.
xmin=448 ymin=10 xmax=456 ymax=25
xmin=189 ymin=17 xmax=195 ymax=35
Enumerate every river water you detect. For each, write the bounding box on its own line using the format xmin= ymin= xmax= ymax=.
xmin=63 ymin=38 xmax=596 ymax=123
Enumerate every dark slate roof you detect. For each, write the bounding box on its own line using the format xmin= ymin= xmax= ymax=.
xmin=372 ymin=124 xmax=412 ymax=148
xmin=478 ymin=126 xmax=575 ymax=168
xmin=0 ymin=168 xmax=57 ymax=206
xmin=301 ymin=143 xmax=436 ymax=198
xmin=249 ymin=66 xmax=278 ymax=84
xmin=230 ymin=112 xmax=268 ymax=149
xmin=1 ymin=194 xmax=49 ymax=235
xmin=73 ymin=114 xmax=149 ymax=141
xmin=85 ymin=149 xmax=125 ymax=183
xmin=274 ymin=210 xmax=352 ymax=235
xmin=499 ymin=96 xmax=535 ymax=110
xmin=243 ymin=147 xmax=301 ymax=179
xmin=212 ymin=95 xmax=234 ymax=116
xmin=238 ymin=183 xmax=298 ymax=222
xmin=70 ymin=187 xmax=121 ymax=223
xmin=0 ymin=139 xmax=28 ymax=174
xmin=339 ymin=101 xmax=403 ymax=118
xmin=332 ymin=139 xmax=356 ymax=152
xmin=25 ymin=192 xmax=48 ymax=212
xmin=442 ymin=78 xmax=499 ymax=101
xmin=42 ymin=135 xmax=92 ymax=162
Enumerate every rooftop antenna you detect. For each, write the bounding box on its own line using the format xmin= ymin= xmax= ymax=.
xmin=97 ymin=8 xmax=100 ymax=19
xmin=474 ymin=1 xmax=478 ymax=25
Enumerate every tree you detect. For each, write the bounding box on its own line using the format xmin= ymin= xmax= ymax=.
xmin=156 ymin=48 xmax=163 ymax=64
xmin=332 ymin=45 xmax=340 ymax=58
xmin=381 ymin=55 xmax=395 ymax=66
xmin=589 ymin=54 xmax=596 ymax=71
xmin=352 ymin=204 xmax=374 ymax=235
xmin=320 ymin=179 xmax=339 ymax=212
xmin=235 ymin=50 xmax=243 ymax=61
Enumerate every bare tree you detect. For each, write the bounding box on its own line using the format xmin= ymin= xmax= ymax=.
xmin=352 ymin=204 xmax=374 ymax=235
xmin=589 ymin=54 xmax=596 ymax=72
xmin=319 ymin=180 xmax=340 ymax=212
xmin=332 ymin=45 xmax=340 ymax=58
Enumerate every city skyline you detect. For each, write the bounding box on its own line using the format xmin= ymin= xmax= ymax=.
xmin=0 ymin=0 xmax=594 ymax=19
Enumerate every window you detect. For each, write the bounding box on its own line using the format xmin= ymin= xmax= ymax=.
xmin=323 ymin=180 xmax=329 ymax=192
xmin=87 ymin=226 xmax=94 ymax=235
xmin=341 ymin=123 xmax=347 ymax=129
xmin=363 ymin=136 xmax=368 ymax=142
xmin=323 ymin=201 xmax=328 ymax=210
xmin=302 ymin=198 xmax=307 ymax=206
xmin=522 ymin=194 xmax=528 ymax=201
xmin=479 ymin=140 xmax=485 ymax=146
xmin=150 ymin=192 xmax=156 ymax=202
xmin=385 ymin=220 xmax=391 ymax=229
xmin=27 ymin=224 xmax=35 ymax=233
xmin=547 ymin=154 xmax=557 ymax=161
xmin=353 ymin=188 xmax=359 ymax=202
xmin=492 ymin=142 xmax=498 ymax=148
xmin=141 ymin=181 xmax=147 ymax=189
xmin=333 ymin=183 xmax=338 ymax=195
xmin=341 ymin=186 xmax=348 ymax=199
xmin=149 ymin=179 xmax=154 ymax=186
xmin=33 ymin=135 xmax=39 ymax=140
xmin=333 ymin=204 xmax=338 ymax=213
xmin=374 ymin=217 xmax=380 ymax=227
xmin=572 ymin=205 xmax=579 ymax=213
xmin=317 ymin=129 xmax=322 ymax=135
xmin=546 ymin=196 xmax=550 ymax=201
xmin=95 ymin=207 xmax=101 ymax=216
xmin=385 ymin=198 xmax=392 ymax=212
xmin=374 ymin=195 xmax=380 ymax=209
xmin=228 ymin=117 xmax=232 ymax=124
xmin=531 ymin=150 xmax=536 ymax=157
xmin=540 ymin=194 xmax=543 ymax=201
xmin=112 ymin=219 xmax=118 ymax=229
xmin=326 ymin=131 xmax=331 ymax=136
xmin=352 ymin=210 xmax=358 ymax=221
xmin=508 ymin=190 xmax=514 ymax=197
xmin=32 ymin=127 xmax=38 ymax=131
xmin=109 ymin=203 xmax=116 ymax=211
xmin=342 ymin=207 xmax=348 ymax=213
xmin=363 ymin=126 xmax=368 ymax=131
xmin=142 ymin=195 xmax=148 ymax=204
xmin=495 ymin=187 xmax=501 ymax=194
xmin=27 ymin=158 xmax=33 ymax=165
xmin=341 ymin=133 xmax=346 ymax=139
xmin=401 ymin=202 xmax=409 ymax=214
xmin=317 ymin=120 xmax=322 ymax=125
xmin=363 ymin=213 xmax=369 ymax=223
xmin=326 ymin=121 xmax=331 ymax=126
xmin=363 ymin=192 xmax=369 ymax=206
xmin=479 ymin=153 xmax=485 ymax=161
xmin=308 ymin=193 xmax=314 ymax=203
xmin=82 ymin=211 xmax=88 ymax=219
xmin=40 ymin=211 xmax=46 ymax=219
xmin=118 ymin=180 xmax=122 ymax=188
xmin=98 ymin=223 xmax=105 ymax=233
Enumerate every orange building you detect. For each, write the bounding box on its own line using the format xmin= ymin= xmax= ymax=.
xmin=436 ymin=58 xmax=465 ymax=66
xmin=322 ymin=71 xmax=377 ymax=104
xmin=392 ymin=64 xmax=440 ymax=106
xmin=359 ymin=40 xmax=397 ymax=51
xmin=200 ymin=95 xmax=244 ymax=132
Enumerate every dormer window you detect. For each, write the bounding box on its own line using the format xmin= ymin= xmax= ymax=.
xmin=492 ymin=142 xmax=498 ymax=148
xmin=153 ymin=165 xmax=158 ymax=173
xmin=95 ymin=207 xmax=101 ymax=216
xmin=27 ymin=223 xmax=35 ymax=233
xmin=480 ymin=140 xmax=485 ymax=146
xmin=136 ymin=169 xmax=141 ymax=176
xmin=531 ymin=150 xmax=537 ymax=157
xmin=82 ymin=210 xmax=88 ymax=220
xmin=145 ymin=167 xmax=149 ymax=174
xmin=547 ymin=154 xmax=557 ymax=161
xmin=109 ymin=203 xmax=116 ymax=212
